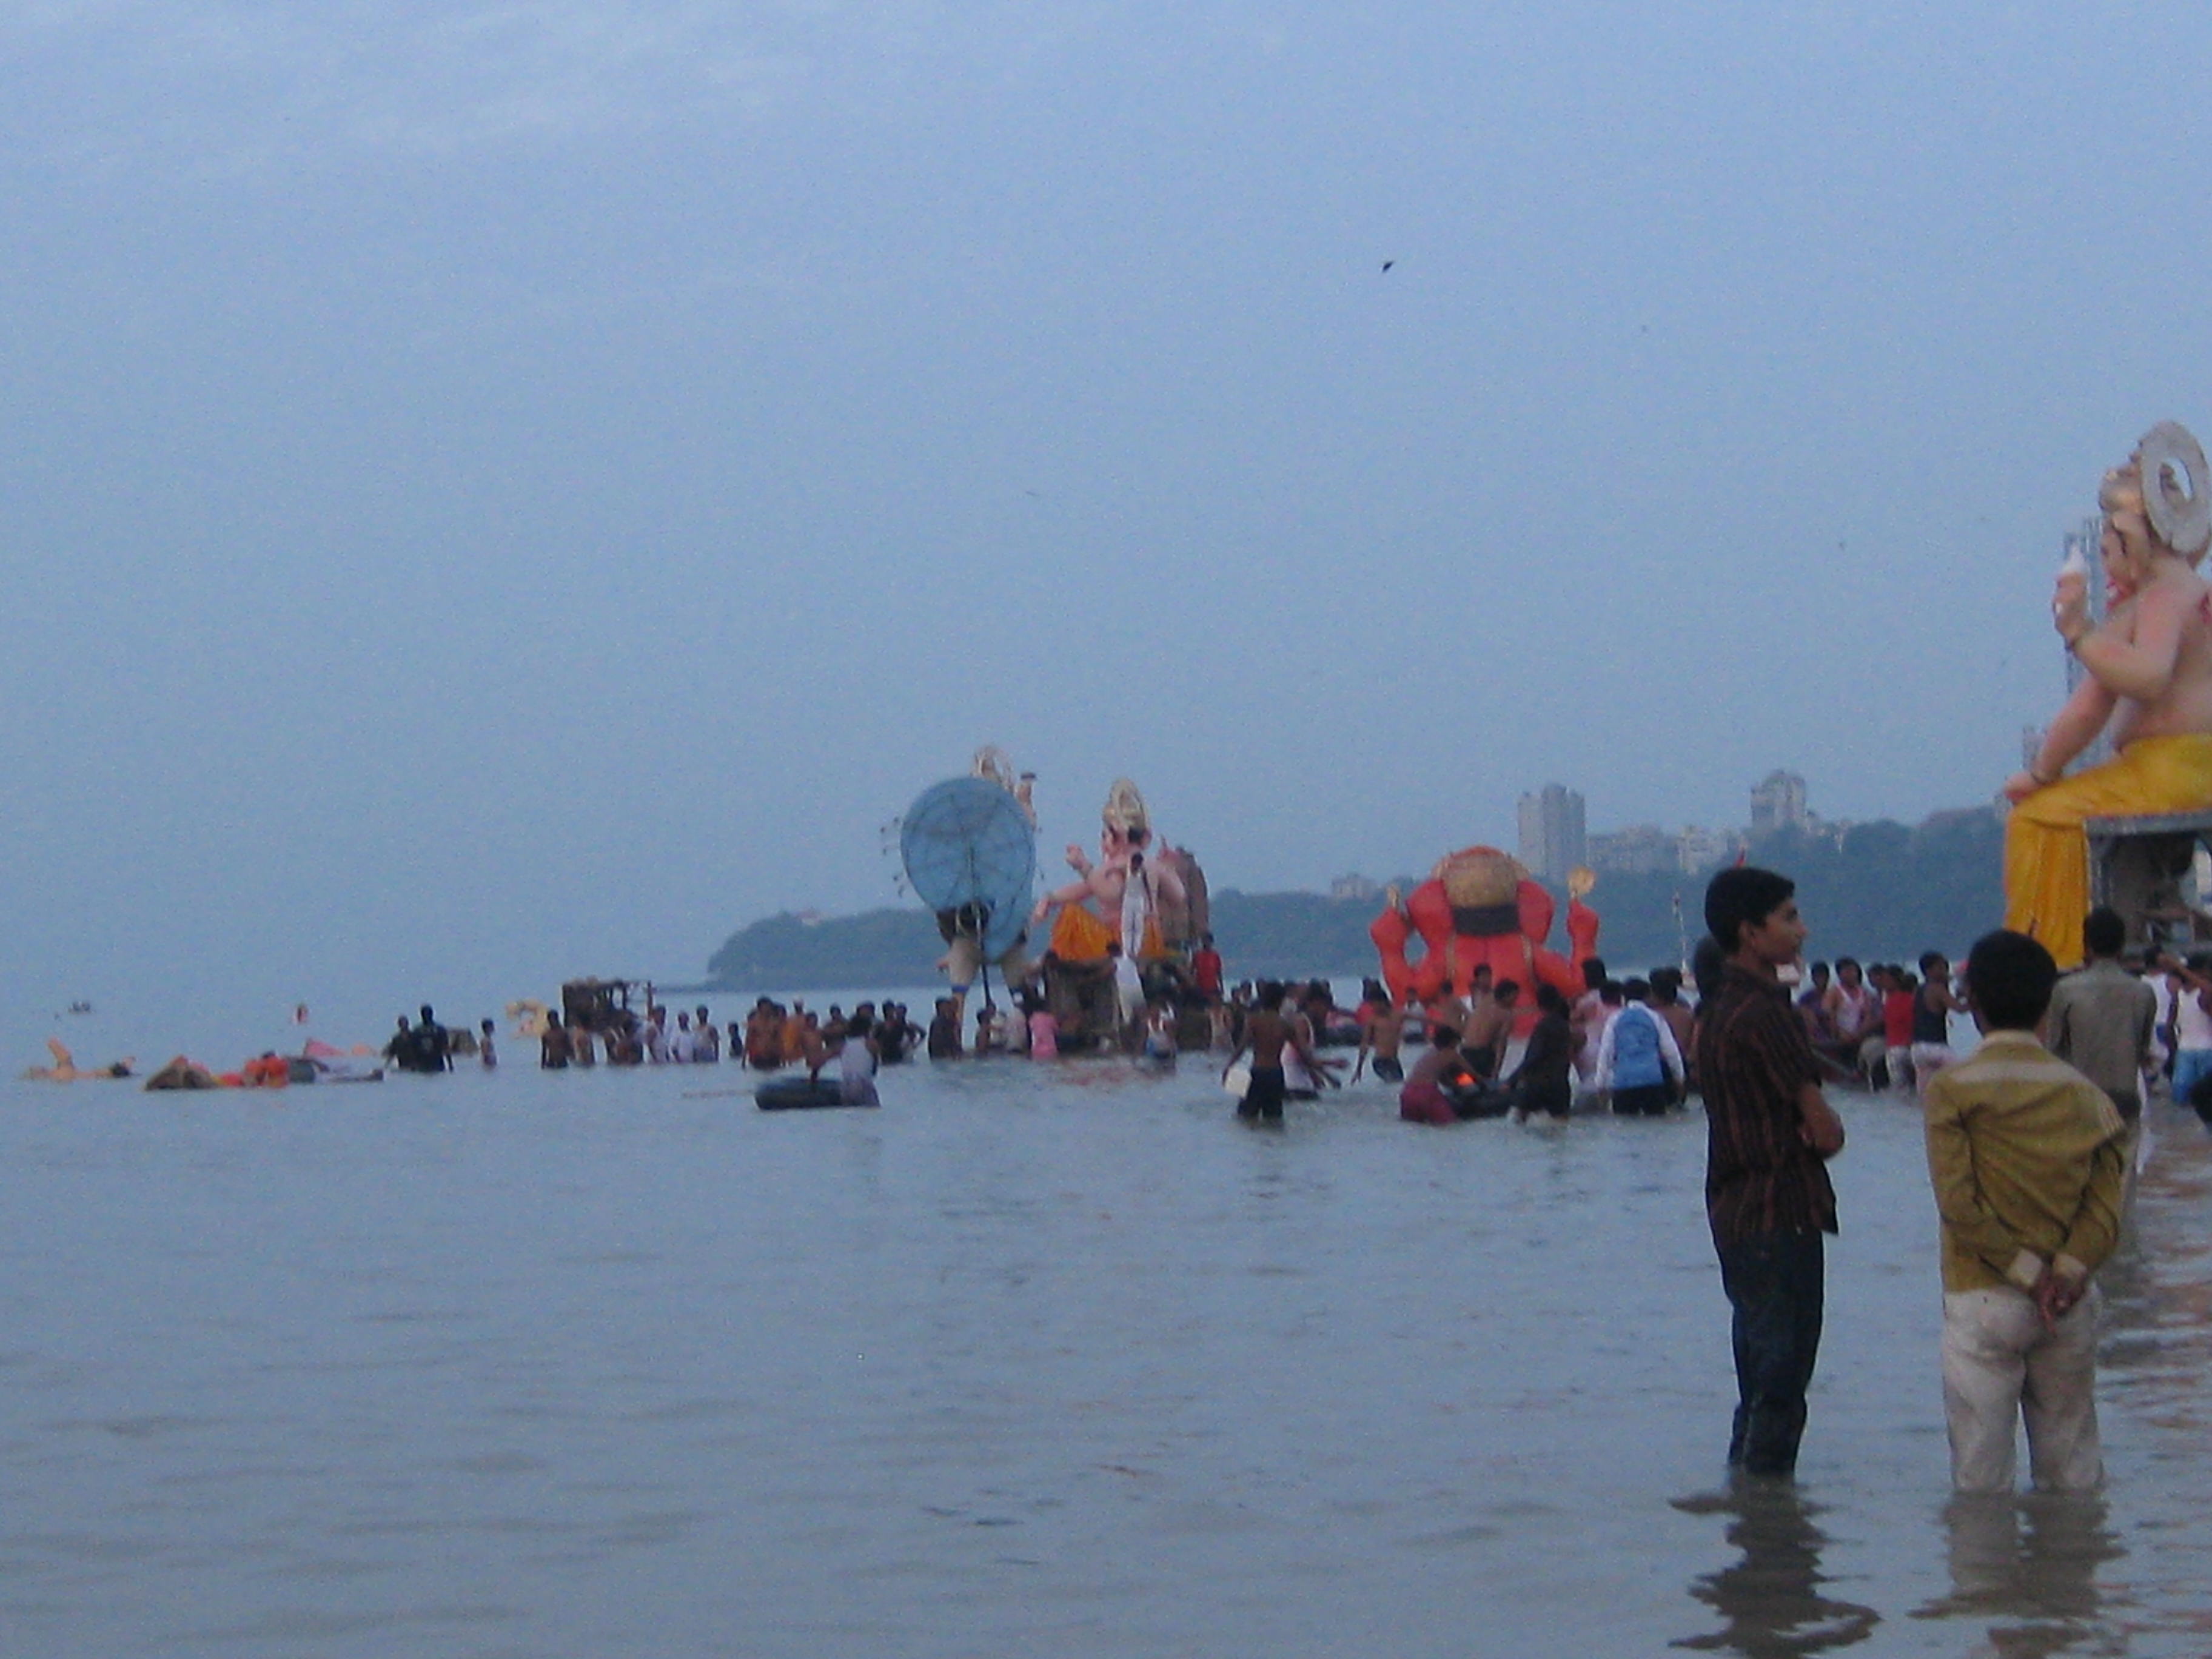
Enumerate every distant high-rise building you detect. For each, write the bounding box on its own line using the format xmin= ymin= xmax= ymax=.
xmin=1587 ymin=823 xmax=1676 ymax=876
xmin=1748 ymin=771 xmax=1810 ymax=839
xmin=1518 ymin=784 xmax=1587 ymax=882
xmin=1675 ymin=826 xmax=1736 ymax=873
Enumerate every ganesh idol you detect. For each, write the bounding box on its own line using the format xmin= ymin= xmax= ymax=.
xmin=1369 ymin=847 xmax=1599 ymax=1036
xmin=1030 ymin=778 xmax=1192 ymax=961
xmin=2005 ymin=421 xmax=2212 ymax=967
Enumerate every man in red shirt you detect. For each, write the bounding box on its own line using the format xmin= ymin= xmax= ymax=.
xmin=1191 ymin=933 xmax=1224 ymax=1003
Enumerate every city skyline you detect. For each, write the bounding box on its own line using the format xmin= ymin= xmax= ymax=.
xmin=1315 ymin=768 xmax=1964 ymax=902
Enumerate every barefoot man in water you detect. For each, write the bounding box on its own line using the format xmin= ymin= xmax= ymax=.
xmin=1222 ymin=980 xmax=1321 ymax=1123
xmin=2006 ymin=423 xmax=2212 ymax=967
xmin=1352 ymin=987 xmax=1412 ymax=1084
xmin=1697 ymin=866 xmax=1846 ymax=1479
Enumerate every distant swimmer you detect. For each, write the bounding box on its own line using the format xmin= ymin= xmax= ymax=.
xmin=539 ymin=1010 xmax=571 ymax=1070
xmin=22 ymin=1038 xmax=132 ymax=1082
xmin=414 ymin=1005 xmax=452 ymax=1074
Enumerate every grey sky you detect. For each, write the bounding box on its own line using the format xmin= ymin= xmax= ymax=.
xmin=5 ymin=2 xmax=2207 ymax=1035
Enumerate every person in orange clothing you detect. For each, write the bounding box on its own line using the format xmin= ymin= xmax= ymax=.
xmin=2005 ymin=424 xmax=2212 ymax=967
xmin=241 ymin=1053 xmax=289 ymax=1087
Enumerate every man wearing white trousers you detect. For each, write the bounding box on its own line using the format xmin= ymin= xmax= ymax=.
xmin=1923 ymin=929 xmax=2129 ymax=1494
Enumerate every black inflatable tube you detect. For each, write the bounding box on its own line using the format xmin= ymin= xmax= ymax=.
xmin=755 ymin=1077 xmax=876 ymax=1111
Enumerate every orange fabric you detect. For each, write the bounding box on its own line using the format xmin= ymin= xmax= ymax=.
xmin=1049 ymin=904 xmax=1116 ymax=961
xmin=2005 ymin=734 xmax=2212 ymax=967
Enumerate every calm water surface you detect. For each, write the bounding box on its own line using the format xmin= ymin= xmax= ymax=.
xmin=4 ymin=1042 xmax=2210 ymax=1657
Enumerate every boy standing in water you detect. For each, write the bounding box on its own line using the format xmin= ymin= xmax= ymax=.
xmin=1352 ymin=987 xmax=1412 ymax=1083
xmin=1221 ymin=980 xmax=1319 ymax=1122
xmin=1924 ymin=929 xmax=2127 ymax=1493
xmin=1506 ymin=983 xmax=1574 ymax=1121
xmin=1461 ymin=979 xmax=1519 ymax=1083
xmin=1912 ymin=952 xmax=1968 ymax=1093
xmin=1696 ymin=867 xmax=1845 ymax=1478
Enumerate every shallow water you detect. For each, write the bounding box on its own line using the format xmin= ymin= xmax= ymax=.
xmin=4 ymin=1042 xmax=2210 ymax=1657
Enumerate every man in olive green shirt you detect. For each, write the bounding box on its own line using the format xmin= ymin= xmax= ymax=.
xmin=1924 ymin=930 xmax=2128 ymax=1494
xmin=2044 ymin=905 xmax=2157 ymax=1122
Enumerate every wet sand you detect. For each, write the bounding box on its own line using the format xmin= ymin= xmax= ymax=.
xmin=3 ymin=1047 xmax=2208 ymax=1656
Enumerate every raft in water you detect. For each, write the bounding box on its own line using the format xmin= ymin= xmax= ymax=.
xmin=755 ymin=1076 xmax=876 ymax=1111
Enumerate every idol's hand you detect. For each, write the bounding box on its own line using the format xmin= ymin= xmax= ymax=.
xmin=2053 ymin=570 xmax=2091 ymax=643
xmin=2001 ymin=770 xmax=2043 ymax=805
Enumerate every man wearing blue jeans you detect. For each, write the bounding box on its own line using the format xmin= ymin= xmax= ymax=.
xmin=1695 ymin=867 xmax=1848 ymax=1477
xmin=2162 ymin=951 xmax=2212 ymax=1110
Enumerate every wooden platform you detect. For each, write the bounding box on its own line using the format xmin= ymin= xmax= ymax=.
xmin=2083 ymin=809 xmax=2212 ymax=950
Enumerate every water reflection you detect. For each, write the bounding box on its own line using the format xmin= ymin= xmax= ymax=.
xmin=1910 ymin=1493 xmax=2122 ymax=1658
xmin=1672 ymin=1480 xmax=1879 ymax=1657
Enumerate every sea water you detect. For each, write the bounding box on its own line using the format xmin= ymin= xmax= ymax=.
xmin=4 ymin=1024 xmax=2210 ymax=1657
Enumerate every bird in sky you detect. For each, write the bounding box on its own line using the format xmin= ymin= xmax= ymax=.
xmin=1381 ymin=260 xmax=1395 ymax=273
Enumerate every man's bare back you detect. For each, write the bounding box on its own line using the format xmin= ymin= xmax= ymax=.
xmin=1372 ymin=1001 xmax=1408 ymax=1060
xmin=1245 ymin=1008 xmax=1291 ymax=1068
xmin=1464 ymin=997 xmax=1515 ymax=1059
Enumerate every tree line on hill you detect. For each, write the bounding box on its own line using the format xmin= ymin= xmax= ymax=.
xmin=702 ymin=808 xmax=2006 ymax=993
xmin=1567 ymin=807 xmax=2005 ymax=973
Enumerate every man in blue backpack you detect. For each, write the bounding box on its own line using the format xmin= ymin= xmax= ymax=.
xmin=1595 ymin=976 xmax=1685 ymax=1115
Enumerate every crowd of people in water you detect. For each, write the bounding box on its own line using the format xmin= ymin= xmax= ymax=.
xmin=73 ymin=922 xmax=2212 ymax=1135
xmin=68 ymin=950 xmax=1998 ymax=1108
xmin=346 ymin=947 xmax=1993 ymax=1128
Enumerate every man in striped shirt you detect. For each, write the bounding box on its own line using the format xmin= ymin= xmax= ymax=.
xmin=1695 ymin=867 xmax=1848 ymax=1478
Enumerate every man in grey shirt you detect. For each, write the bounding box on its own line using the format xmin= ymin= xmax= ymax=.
xmin=2045 ymin=907 xmax=2158 ymax=1122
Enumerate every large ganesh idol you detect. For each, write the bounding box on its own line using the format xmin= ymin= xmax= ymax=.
xmin=1030 ymin=779 xmax=1201 ymax=961
xmin=1369 ymin=848 xmax=1599 ymax=1034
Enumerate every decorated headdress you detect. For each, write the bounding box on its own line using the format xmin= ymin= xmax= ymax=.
xmin=1432 ymin=847 xmax=1525 ymax=909
xmin=2102 ymin=421 xmax=2211 ymax=564
xmin=1102 ymin=779 xmax=1150 ymax=842
xmin=970 ymin=745 xmax=1017 ymax=791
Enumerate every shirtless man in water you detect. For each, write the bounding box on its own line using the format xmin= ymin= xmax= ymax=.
xmin=1353 ymin=988 xmax=1413 ymax=1083
xmin=2006 ymin=426 xmax=2212 ymax=966
xmin=1426 ymin=987 xmax=1471 ymax=1041
xmin=1222 ymin=980 xmax=1322 ymax=1122
xmin=1461 ymin=979 xmax=1520 ymax=1082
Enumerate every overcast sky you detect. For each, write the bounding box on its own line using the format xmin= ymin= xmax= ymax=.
xmin=7 ymin=1 xmax=2208 ymax=1039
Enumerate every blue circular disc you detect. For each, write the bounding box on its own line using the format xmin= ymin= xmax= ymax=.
xmin=899 ymin=778 xmax=1037 ymax=956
